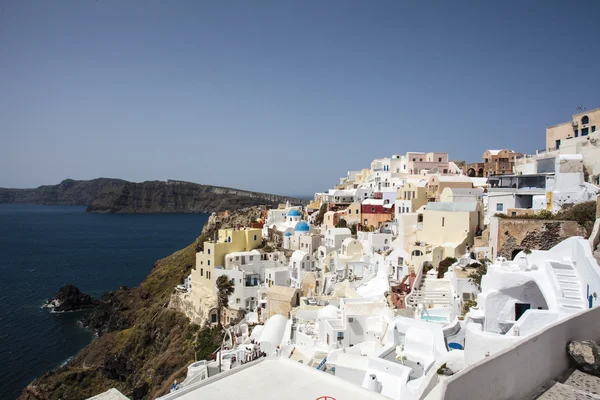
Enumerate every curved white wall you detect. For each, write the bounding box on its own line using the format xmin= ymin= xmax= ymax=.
xmin=258 ymin=314 xmax=287 ymax=355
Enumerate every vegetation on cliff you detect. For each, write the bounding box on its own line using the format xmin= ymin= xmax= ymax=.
xmin=20 ymin=206 xmax=266 ymax=400
xmin=0 ymin=178 xmax=308 ymax=214
xmin=494 ymin=201 xmax=597 ymax=236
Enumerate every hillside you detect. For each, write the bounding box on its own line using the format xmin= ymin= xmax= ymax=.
xmin=0 ymin=178 xmax=307 ymax=213
xmin=19 ymin=206 xmax=265 ymax=400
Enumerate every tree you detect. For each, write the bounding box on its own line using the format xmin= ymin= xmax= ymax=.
xmin=335 ymin=218 xmax=348 ymax=228
xmin=467 ymin=258 xmax=489 ymax=289
xmin=216 ymin=275 xmax=235 ymax=327
xmin=314 ymin=203 xmax=328 ymax=226
xmin=349 ymin=223 xmax=358 ymax=235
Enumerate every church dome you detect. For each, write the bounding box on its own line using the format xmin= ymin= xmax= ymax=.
xmin=295 ymin=221 xmax=310 ymax=232
xmin=287 ymin=209 xmax=301 ymax=217
xmin=284 ymin=232 xmax=293 ymax=237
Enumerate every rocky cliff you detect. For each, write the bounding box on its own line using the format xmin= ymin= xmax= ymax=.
xmin=0 ymin=178 xmax=308 ymax=213
xmin=19 ymin=206 xmax=265 ymax=400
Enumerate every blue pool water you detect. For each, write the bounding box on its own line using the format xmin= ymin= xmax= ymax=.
xmin=0 ymin=204 xmax=209 ymax=399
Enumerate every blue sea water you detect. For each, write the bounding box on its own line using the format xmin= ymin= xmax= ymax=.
xmin=0 ymin=204 xmax=209 ymax=399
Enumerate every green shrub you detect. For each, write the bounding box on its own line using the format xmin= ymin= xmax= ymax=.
xmin=462 ymin=300 xmax=477 ymax=316
xmin=437 ymin=257 xmax=457 ymax=278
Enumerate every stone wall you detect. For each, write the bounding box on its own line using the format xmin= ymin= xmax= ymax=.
xmin=495 ymin=218 xmax=586 ymax=260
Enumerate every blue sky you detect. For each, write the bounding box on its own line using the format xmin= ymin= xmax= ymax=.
xmin=1 ymin=1 xmax=599 ymax=196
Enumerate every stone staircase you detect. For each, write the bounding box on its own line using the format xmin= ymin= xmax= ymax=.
xmin=535 ymin=369 xmax=600 ymax=399
xmin=549 ymin=261 xmax=586 ymax=312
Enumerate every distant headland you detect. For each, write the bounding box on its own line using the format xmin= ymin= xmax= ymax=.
xmin=0 ymin=178 xmax=308 ymax=213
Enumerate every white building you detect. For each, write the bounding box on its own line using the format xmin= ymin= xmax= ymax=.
xmin=289 ymin=250 xmax=317 ymax=289
xmin=323 ymin=227 xmax=353 ymax=251
xmin=262 ymin=206 xmax=307 ymax=238
xmin=463 ymin=237 xmax=600 ymax=366
xmin=214 ymin=250 xmax=287 ymax=312
xmin=487 ymin=154 xmax=598 ymax=220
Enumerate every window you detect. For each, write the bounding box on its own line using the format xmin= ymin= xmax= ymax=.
xmin=419 ymin=158 xmax=423 ymax=161
xmin=211 ymin=313 xmax=217 ymax=323
xmin=208 ymin=260 xmax=211 ymax=266
xmin=207 ymin=249 xmax=210 ymax=255
xmin=593 ymin=126 xmax=596 ymax=133
xmin=511 ymin=211 xmax=517 ymax=217
xmin=438 ymin=157 xmax=442 ymax=162
xmin=442 ymin=217 xmax=445 ymax=227
xmin=403 ymin=165 xmax=406 ymax=170
xmin=582 ymin=128 xmax=589 ymax=136
xmin=254 ymin=235 xmax=257 ymax=240
xmin=201 ymin=268 xmax=204 ymax=276
xmin=497 ymin=203 xmax=504 ymax=212
xmin=575 ymin=130 xmax=579 ymax=137
xmin=371 ymin=207 xmax=375 ymax=212
xmin=582 ymin=115 xmax=589 ymax=125
xmin=356 ymin=209 xmax=359 ymax=214
xmin=555 ymin=139 xmax=561 ymax=149
xmin=412 ymin=158 xmax=416 ymax=161
xmin=384 ymin=239 xmax=388 ymax=244
xmin=443 ymin=169 xmax=448 ymax=174
xmin=249 ymin=256 xmax=253 ymax=261
xmin=236 ymin=298 xmax=241 ymax=304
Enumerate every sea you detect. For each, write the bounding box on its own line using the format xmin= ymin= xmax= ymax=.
xmin=0 ymin=204 xmax=209 ymax=399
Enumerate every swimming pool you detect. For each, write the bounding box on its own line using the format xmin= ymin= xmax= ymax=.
xmin=421 ymin=315 xmax=449 ymax=322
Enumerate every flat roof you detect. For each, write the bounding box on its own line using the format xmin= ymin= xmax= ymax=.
xmin=86 ymin=389 xmax=129 ymax=400
xmin=164 ymin=358 xmax=387 ymax=400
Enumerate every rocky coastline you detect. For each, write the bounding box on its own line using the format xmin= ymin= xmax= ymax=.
xmin=20 ymin=206 xmax=265 ymax=400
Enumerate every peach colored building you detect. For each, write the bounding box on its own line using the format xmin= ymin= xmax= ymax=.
xmin=482 ymin=149 xmax=522 ymax=177
xmin=426 ymin=175 xmax=473 ymax=202
xmin=546 ymin=107 xmax=600 ymax=152
xmin=361 ymin=199 xmax=393 ymax=229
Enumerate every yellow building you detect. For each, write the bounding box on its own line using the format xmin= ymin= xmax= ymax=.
xmin=411 ymin=202 xmax=483 ymax=267
xmin=190 ymin=227 xmax=262 ymax=316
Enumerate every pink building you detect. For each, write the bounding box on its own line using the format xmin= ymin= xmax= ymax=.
xmin=404 ymin=152 xmax=451 ymax=175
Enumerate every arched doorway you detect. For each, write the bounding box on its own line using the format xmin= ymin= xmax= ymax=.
xmin=467 ymin=168 xmax=476 ymax=177
xmin=511 ymin=248 xmax=524 ymax=260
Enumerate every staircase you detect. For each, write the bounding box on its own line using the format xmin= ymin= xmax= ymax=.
xmin=407 ymin=277 xmax=451 ymax=307
xmin=535 ymin=369 xmax=600 ymax=399
xmin=549 ymin=261 xmax=586 ymax=312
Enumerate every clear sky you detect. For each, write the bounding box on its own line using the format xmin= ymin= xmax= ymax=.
xmin=1 ymin=1 xmax=599 ymax=196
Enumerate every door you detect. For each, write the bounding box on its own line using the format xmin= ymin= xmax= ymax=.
xmin=515 ymin=303 xmax=531 ymax=321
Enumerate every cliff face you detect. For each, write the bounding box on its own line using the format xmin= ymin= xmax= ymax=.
xmin=19 ymin=206 xmax=265 ymax=400
xmin=0 ymin=178 xmax=126 ymax=206
xmin=0 ymin=178 xmax=307 ymax=213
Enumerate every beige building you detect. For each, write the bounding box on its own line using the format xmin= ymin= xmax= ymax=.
xmin=426 ymin=175 xmax=473 ymax=202
xmin=265 ymin=285 xmax=301 ymax=319
xmin=341 ymin=202 xmax=361 ymax=225
xmin=440 ymin=187 xmax=484 ymax=203
xmin=411 ymin=202 xmax=483 ymax=267
xmin=546 ymin=107 xmax=600 ymax=152
xmin=395 ymin=181 xmax=428 ymax=215
xmin=190 ymin=227 xmax=262 ymax=319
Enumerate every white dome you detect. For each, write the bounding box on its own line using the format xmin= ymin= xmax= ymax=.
xmin=318 ymin=305 xmax=339 ymax=319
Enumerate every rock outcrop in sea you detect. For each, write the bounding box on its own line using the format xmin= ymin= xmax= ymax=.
xmin=44 ymin=284 xmax=100 ymax=312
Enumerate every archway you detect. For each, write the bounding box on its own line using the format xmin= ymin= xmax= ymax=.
xmin=511 ymin=248 xmax=524 ymax=260
xmin=467 ymin=168 xmax=476 ymax=177
xmin=478 ymin=168 xmax=484 ymax=177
